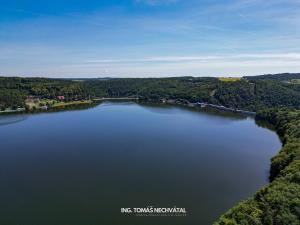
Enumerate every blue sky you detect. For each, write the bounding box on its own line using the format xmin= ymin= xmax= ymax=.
xmin=1 ymin=0 xmax=300 ymax=77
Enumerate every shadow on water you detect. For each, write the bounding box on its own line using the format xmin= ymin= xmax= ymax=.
xmin=137 ymin=102 xmax=249 ymax=121
xmin=45 ymin=102 xmax=100 ymax=113
xmin=255 ymin=119 xmax=276 ymax=131
xmin=0 ymin=115 xmax=28 ymax=126
xmin=0 ymin=102 xmax=101 ymax=126
xmin=255 ymin=118 xmax=284 ymax=144
xmin=97 ymin=100 xmax=138 ymax=108
xmin=0 ymin=100 xmax=249 ymax=124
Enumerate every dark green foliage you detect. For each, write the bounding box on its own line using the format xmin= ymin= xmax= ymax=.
xmin=0 ymin=77 xmax=89 ymax=110
xmin=84 ymin=77 xmax=217 ymax=102
xmin=84 ymin=76 xmax=300 ymax=111
xmin=213 ymin=80 xmax=256 ymax=110
xmin=253 ymin=81 xmax=300 ymax=110
xmin=1 ymin=74 xmax=300 ymax=111
xmin=214 ymin=80 xmax=300 ymax=111
xmin=0 ymin=89 xmax=25 ymax=109
xmin=270 ymin=142 xmax=300 ymax=181
xmin=214 ymin=199 xmax=262 ymax=225
xmin=244 ymin=73 xmax=300 ymax=81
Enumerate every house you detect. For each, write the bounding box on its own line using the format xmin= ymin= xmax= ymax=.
xmin=26 ymin=95 xmax=40 ymax=102
xmin=57 ymin=96 xmax=65 ymax=100
xmin=27 ymin=95 xmax=34 ymax=101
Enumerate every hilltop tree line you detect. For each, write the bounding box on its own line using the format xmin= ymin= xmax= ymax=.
xmin=2 ymin=74 xmax=300 ymax=111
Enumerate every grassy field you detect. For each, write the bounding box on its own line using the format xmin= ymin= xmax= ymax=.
xmin=26 ymin=99 xmax=93 ymax=110
xmin=0 ymin=108 xmax=25 ymax=114
xmin=290 ymin=79 xmax=300 ymax=84
xmin=218 ymin=77 xmax=242 ymax=82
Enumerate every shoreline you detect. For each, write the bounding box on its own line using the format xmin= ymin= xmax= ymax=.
xmin=0 ymin=100 xmax=97 ymax=115
xmin=0 ymin=97 xmax=256 ymax=116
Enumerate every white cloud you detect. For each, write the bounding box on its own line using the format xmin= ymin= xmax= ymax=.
xmin=135 ymin=0 xmax=178 ymax=6
xmin=22 ymin=53 xmax=298 ymax=78
xmin=82 ymin=53 xmax=300 ymax=64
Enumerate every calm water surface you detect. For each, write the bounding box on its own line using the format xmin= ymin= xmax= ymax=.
xmin=0 ymin=102 xmax=281 ymax=225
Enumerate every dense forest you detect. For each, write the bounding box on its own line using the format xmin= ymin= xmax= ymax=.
xmin=0 ymin=73 xmax=300 ymax=224
xmin=0 ymin=77 xmax=88 ymax=110
xmin=245 ymin=73 xmax=300 ymax=81
xmin=1 ymin=73 xmax=300 ymax=111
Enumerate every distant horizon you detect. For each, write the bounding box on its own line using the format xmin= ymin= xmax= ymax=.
xmin=1 ymin=0 xmax=300 ymax=77
xmin=1 ymin=72 xmax=299 ymax=79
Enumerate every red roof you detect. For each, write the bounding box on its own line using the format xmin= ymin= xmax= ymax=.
xmin=57 ymin=96 xmax=65 ymax=100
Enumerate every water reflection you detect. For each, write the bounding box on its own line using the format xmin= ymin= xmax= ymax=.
xmin=138 ymin=102 xmax=248 ymax=121
xmin=0 ymin=115 xmax=28 ymax=126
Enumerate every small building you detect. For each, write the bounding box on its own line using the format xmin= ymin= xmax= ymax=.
xmin=27 ymin=95 xmax=40 ymax=102
xmin=57 ymin=96 xmax=65 ymax=100
xmin=27 ymin=95 xmax=34 ymax=101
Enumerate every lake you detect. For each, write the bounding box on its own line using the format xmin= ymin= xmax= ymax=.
xmin=0 ymin=101 xmax=281 ymax=225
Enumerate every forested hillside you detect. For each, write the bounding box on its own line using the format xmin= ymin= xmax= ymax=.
xmin=1 ymin=73 xmax=299 ymax=111
xmin=245 ymin=73 xmax=300 ymax=81
xmin=0 ymin=77 xmax=88 ymax=110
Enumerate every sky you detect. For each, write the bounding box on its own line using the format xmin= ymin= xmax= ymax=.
xmin=0 ymin=0 xmax=300 ymax=78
